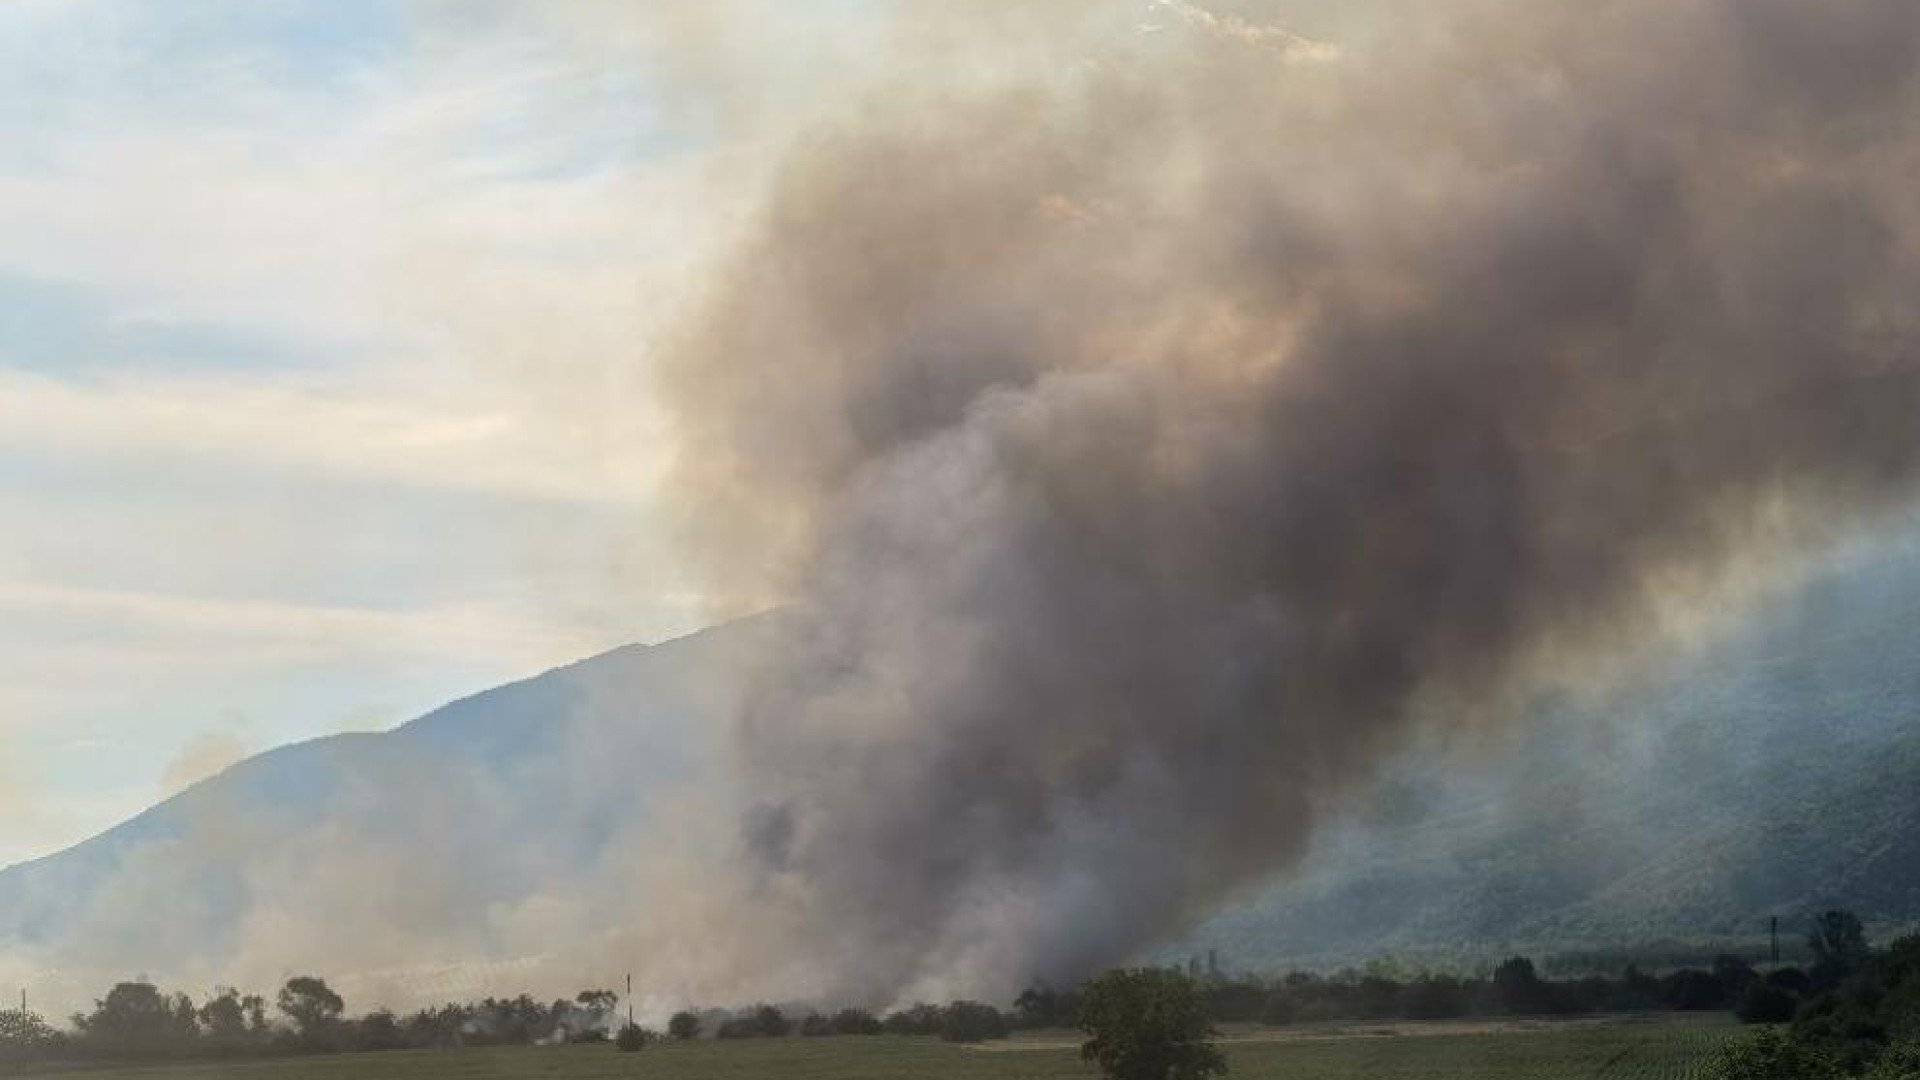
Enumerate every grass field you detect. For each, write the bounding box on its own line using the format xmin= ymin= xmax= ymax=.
xmin=0 ymin=1015 xmax=1744 ymax=1080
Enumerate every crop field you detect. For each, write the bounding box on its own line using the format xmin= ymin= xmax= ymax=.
xmin=0 ymin=1015 xmax=1744 ymax=1080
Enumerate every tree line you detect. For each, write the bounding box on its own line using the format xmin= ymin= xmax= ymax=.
xmin=1016 ymin=951 xmax=1807 ymax=1029
xmin=1707 ymin=912 xmax=1920 ymax=1079
xmin=5 ymin=909 xmax=1911 ymax=1073
xmin=0 ymin=974 xmax=1022 ymax=1064
xmin=0 ymin=949 xmax=1818 ymax=1066
xmin=0 ymin=977 xmax=632 ymax=1062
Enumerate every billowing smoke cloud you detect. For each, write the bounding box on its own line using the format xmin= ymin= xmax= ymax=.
xmin=660 ymin=0 xmax=1920 ymax=1004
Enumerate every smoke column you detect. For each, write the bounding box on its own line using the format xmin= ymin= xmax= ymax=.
xmin=659 ymin=0 xmax=1920 ymax=1004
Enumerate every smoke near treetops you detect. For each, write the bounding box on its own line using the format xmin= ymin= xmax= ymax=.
xmin=656 ymin=0 xmax=1920 ymax=1005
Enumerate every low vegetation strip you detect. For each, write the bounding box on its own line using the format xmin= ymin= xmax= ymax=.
xmin=0 ymin=1016 xmax=1744 ymax=1080
xmin=6 ymin=911 xmax=1906 ymax=1079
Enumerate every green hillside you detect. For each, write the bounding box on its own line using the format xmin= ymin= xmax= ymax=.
xmin=1181 ymin=538 xmax=1920 ymax=972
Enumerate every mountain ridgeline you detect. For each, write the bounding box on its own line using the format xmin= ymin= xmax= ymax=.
xmin=4 ymin=535 xmax=1920 ymax=1006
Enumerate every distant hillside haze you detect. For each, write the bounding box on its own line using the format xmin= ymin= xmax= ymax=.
xmin=5 ymin=534 xmax=1920 ymax=1008
xmin=0 ymin=615 xmax=784 ymax=1010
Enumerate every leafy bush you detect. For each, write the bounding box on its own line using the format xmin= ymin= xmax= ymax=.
xmin=882 ymin=1003 xmax=943 ymax=1035
xmin=716 ymin=1005 xmax=790 ymax=1039
xmin=799 ymin=1013 xmax=833 ymax=1037
xmin=831 ymin=1008 xmax=882 ymax=1036
xmin=1705 ymin=1027 xmax=1840 ymax=1080
xmin=1078 ymin=969 xmax=1227 ymax=1080
xmin=614 ymin=1023 xmax=652 ymax=1052
xmin=939 ymin=1001 xmax=1008 ymax=1043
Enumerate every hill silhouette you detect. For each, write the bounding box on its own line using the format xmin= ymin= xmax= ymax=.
xmin=5 ymin=538 xmax=1920 ymax=993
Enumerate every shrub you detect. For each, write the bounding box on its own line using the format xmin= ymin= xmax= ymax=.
xmin=1402 ymin=977 xmax=1470 ymax=1020
xmin=831 ymin=1008 xmax=882 ymax=1036
xmin=1664 ymin=969 xmax=1729 ymax=1011
xmin=1866 ymin=1042 xmax=1920 ymax=1080
xmin=1258 ymin=992 xmax=1296 ymax=1026
xmin=752 ymin=1005 xmax=791 ymax=1038
xmin=882 ymin=1004 xmax=943 ymax=1036
xmin=667 ymin=1010 xmax=701 ymax=1040
xmin=1078 ymin=969 xmax=1227 ymax=1080
xmin=1705 ymin=1026 xmax=1840 ymax=1080
xmin=716 ymin=1005 xmax=789 ymax=1039
xmin=1736 ymin=982 xmax=1800 ymax=1025
xmin=939 ymin=1002 xmax=1008 ymax=1044
xmin=1766 ymin=968 xmax=1814 ymax=996
xmin=614 ymin=1024 xmax=652 ymax=1052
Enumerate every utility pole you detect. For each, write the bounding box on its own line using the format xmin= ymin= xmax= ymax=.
xmin=1771 ymin=917 xmax=1780 ymax=965
xmin=626 ymin=973 xmax=634 ymax=1029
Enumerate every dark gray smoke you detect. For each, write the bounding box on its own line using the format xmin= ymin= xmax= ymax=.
xmin=660 ymin=0 xmax=1920 ymax=1005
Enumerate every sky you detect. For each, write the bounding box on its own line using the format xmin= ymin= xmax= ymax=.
xmin=0 ymin=1 xmax=770 ymax=868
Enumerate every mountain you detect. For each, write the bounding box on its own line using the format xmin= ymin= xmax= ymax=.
xmin=5 ymin=537 xmax=1920 ymax=1002
xmin=1179 ymin=536 xmax=1920 ymax=971
xmin=0 ymin=615 xmax=778 ymax=1005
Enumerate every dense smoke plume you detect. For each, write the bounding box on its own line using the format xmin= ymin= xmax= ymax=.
xmin=661 ymin=0 xmax=1920 ymax=1004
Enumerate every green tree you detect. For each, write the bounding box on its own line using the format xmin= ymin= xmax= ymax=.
xmin=76 ymin=981 xmax=197 ymax=1056
xmin=276 ymin=976 xmax=344 ymax=1045
xmin=198 ymin=989 xmax=250 ymax=1044
xmin=355 ymin=1009 xmax=406 ymax=1051
xmin=575 ymin=988 xmax=617 ymax=1032
xmin=1810 ymin=911 xmax=1872 ymax=987
xmin=1078 ymin=968 xmax=1228 ymax=1080
xmin=615 ymin=1022 xmax=653 ymax=1051
xmin=1491 ymin=956 xmax=1550 ymax=1014
xmin=668 ymin=1010 xmax=702 ymax=1040
xmin=1015 ymin=986 xmax=1077 ymax=1028
xmin=0 ymin=1006 xmax=56 ymax=1057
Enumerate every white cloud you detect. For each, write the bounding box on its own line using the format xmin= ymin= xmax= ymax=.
xmin=0 ymin=579 xmax=609 ymax=672
xmin=0 ymin=2 xmax=743 ymax=863
xmin=0 ymin=367 xmax=658 ymax=504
